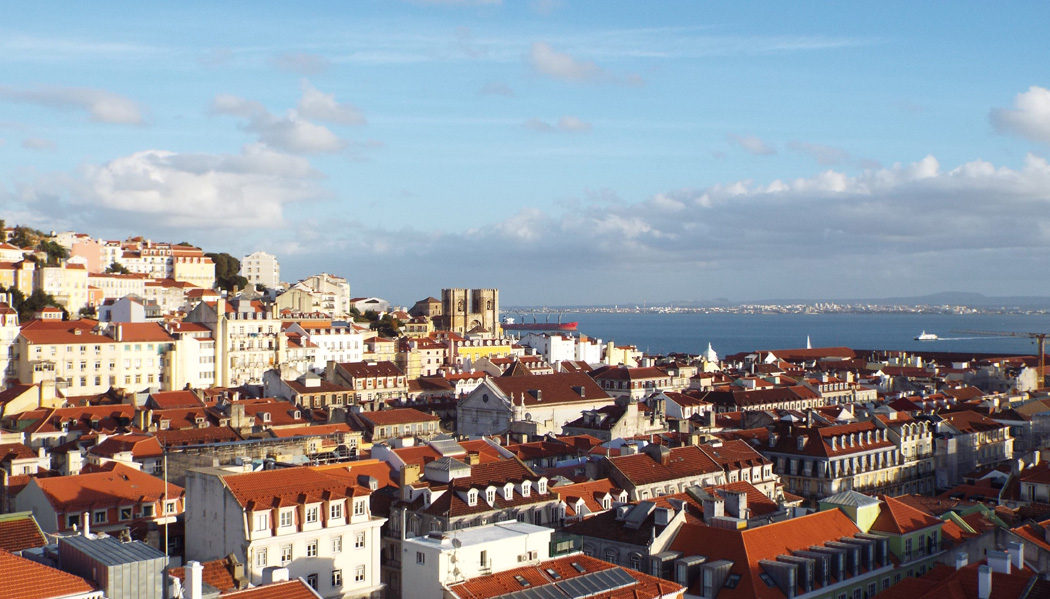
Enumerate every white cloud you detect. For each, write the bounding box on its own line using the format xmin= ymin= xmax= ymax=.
xmin=211 ymin=87 xmax=351 ymax=154
xmin=0 ymin=85 xmax=144 ymax=124
xmin=72 ymin=144 xmax=319 ymax=228
xmin=991 ymin=86 xmax=1050 ymax=144
xmin=270 ymin=52 xmax=331 ymax=75
xmin=727 ymin=133 xmax=776 ymax=156
xmin=524 ymin=115 xmax=592 ymax=133
xmin=21 ymin=137 xmax=55 ymax=151
xmin=297 ymin=80 xmax=365 ymax=125
xmin=528 ymin=42 xmax=603 ymax=82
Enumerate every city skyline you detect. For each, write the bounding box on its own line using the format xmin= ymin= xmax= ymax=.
xmin=2 ymin=2 xmax=1050 ymax=305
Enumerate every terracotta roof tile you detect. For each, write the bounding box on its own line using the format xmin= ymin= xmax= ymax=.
xmin=0 ymin=513 xmax=47 ymax=553
xmin=870 ymin=495 xmax=943 ymax=535
xmin=0 ymin=548 xmax=96 ymax=599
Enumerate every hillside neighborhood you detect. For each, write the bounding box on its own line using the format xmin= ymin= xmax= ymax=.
xmin=2 ymin=226 xmax=1050 ymax=599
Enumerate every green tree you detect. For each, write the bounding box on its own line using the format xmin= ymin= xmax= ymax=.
xmin=206 ymin=252 xmax=249 ymax=292
xmin=19 ymin=289 xmax=64 ymax=321
xmin=9 ymin=226 xmax=33 ymax=248
xmin=105 ymin=261 xmax=131 ymax=274
xmin=36 ymin=240 xmax=69 ymax=266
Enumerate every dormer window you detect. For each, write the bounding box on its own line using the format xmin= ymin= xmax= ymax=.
xmin=521 ymin=481 xmax=531 ymax=497
xmin=467 ymin=489 xmax=478 ymax=506
xmin=537 ymin=478 xmax=547 ymax=494
xmin=305 ymin=505 xmax=319 ymax=524
xmin=261 ymin=412 xmax=271 ymax=423
xmin=486 ymin=488 xmax=496 ymax=504
xmin=602 ymin=496 xmax=611 ymax=510
xmin=503 ymin=483 xmax=514 ymax=500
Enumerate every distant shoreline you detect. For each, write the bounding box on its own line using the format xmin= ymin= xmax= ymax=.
xmin=504 ymin=305 xmax=1050 ymax=316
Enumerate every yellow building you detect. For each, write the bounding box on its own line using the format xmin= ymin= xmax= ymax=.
xmin=172 ymin=255 xmax=216 ymax=288
xmin=34 ymin=264 xmax=89 ymax=313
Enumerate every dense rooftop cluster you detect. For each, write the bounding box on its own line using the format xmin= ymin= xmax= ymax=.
xmin=1 ymin=227 xmax=1050 ymax=598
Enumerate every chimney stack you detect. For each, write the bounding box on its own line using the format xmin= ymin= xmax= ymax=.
xmin=977 ymin=565 xmax=992 ymax=599
xmin=186 ymin=561 xmax=203 ymax=599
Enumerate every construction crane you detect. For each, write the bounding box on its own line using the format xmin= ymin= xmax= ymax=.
xmin=955 ymin=329 xmax=1050 ymax=384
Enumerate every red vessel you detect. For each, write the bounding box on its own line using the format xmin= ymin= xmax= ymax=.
xmin=501 ymin=317 xmax=578 ymax=331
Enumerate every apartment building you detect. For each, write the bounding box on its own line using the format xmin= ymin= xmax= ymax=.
xmin=241 ymin=251 xmax=281 ymax=289
xmin=185 ymin=464 xmax=385 ymax=599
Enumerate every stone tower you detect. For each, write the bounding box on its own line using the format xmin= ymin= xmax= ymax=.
xmin=438 ymin=288 xmax=499 ymax=334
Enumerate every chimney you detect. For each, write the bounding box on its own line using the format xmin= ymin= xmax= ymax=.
xmin=400 ymin=463 xmax=421 ymax=489
xmin=702 ymin=495 xmax=724 ymax=521
xmin=987 ymin=549 xmax=1011 ymax=574
xmin=977 ymin=565 xmax=992 ymax=599
xmin=1007 ymin=541 xmax=1024 ymax=571
xmin=954 ymin=552 xmax=968 ymax=570
xmin=723 ymin=489 xmax=748 ymax=519
xmin=186 ymin=561 xmax=203 ymax=599
xmin=263 ymin=566 xmax=289 ymax=585
xmin=81 ymin=512 xmax=90 ymax=537
xmin=465 ymin=452 xmax=481 ymax=466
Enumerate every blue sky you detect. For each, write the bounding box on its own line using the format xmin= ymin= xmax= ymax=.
xmin=2 ymin=1 xmax=1050 ymax=305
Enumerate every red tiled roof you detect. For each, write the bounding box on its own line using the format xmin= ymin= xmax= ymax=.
xmin=220 ymin=579 xmax=320 ymax=599
xmin=608 ymin=446 xmax=723 ymax=486
xmin=148 ymin=390 xmax=203 ymax=409
xmin=357 ymin=408 xmax=439 ymax=427
xmin=88 ymin=434 xmax=164 ymax=459
xmin=669 ymin=509 xmax=862 ymax=599
xmin=489 ymin=373 xmax=611 ymax=406
xmin=33 ymin=462 xmax=182 ymax=511
xmin=168 ymin=558 xmax=238 ymax=593
xmin=447 ymin=553 xmax=682 ymax=599
xmin=941 ymin=410 xmax=1009 ymax=434
xmin=870 ymin=495 xmax=943 ymax=535
xmin=0 ymin=513 xmax=47 ymax=553
xmin=0 ymin=548 xmax=97 ymax=598
xmin=221 ymin=465 xmax=371 ymax=510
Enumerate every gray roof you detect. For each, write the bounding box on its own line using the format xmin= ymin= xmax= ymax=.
xmin=819 ymin=489 xmax=879 ymax=507
xmin=60 ymin=534 xmax=165 ymax=565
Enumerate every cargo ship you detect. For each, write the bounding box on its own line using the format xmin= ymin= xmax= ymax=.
xmin=501 ymin=317 xmax=578 ymax=332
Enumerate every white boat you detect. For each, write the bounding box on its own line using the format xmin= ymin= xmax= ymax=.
xmin=914 ymin=330 xmax=938 ymax=341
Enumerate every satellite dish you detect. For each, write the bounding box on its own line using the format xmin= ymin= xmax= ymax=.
xmin=452 ymin=538 xmax=462 ymax=548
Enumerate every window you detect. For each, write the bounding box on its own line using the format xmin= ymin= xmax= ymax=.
xmin=66 ymin=514 xmax=79 ymax=529
xmin=256 ymin=548 xmax=267 ymax=567
xmin=165 ymin=501 xmax=177 ymax=515
xmin=306 ymin=506 xmax=319 ymax=523
xmin=141 ymin=504 xmax=154 ymax=517
xmin=354 ymin=532 xmax=365 ymax=548
xmin=93 ymin=510 xmax=107 ymax=524
xmin=307 ymin=540 xmax=318 ymax=557
xmin=280 ymin=510 xmax=294 ymax=528
xmin=416 ymin=552 xmax=425 ymax=565
xmin=353 ymin=500 xmax=365 ymax=516
xmin=486 ymin=489 xmax=496 ymax=504
xmin=354 ymin=565 xmax=365 ymax=582
xmin=255 ymin=512 xmax=270 ymax=531
xmin=119 ymin=507 xmax=133 ymax=521
xmin=480 ymin=550 xmax=488 ymax=566
xmin=332 ymin=536 xmax=343 ymax=553
xmin=281 ymin=545 xmax=292 ymax=564
xmin=306 ymin=574 xmax=318 ymax=589
xmin=332 ymin=569 xmax=342 ymax=587
xmin=330 ymin=502 xmax=343 ymax=519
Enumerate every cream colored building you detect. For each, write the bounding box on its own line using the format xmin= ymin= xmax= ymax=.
xmin=172 ymin=255 xmax=216 ymax=288
xmin=15 ymin=320 xmax=174 ymax=396
xmin=241 ymin=251 xmax=281 ymax=289
xmin=185 ymin=298 xmax=283 ymax=387
xmin=34 ymin=264 xmax=90 ymax=313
